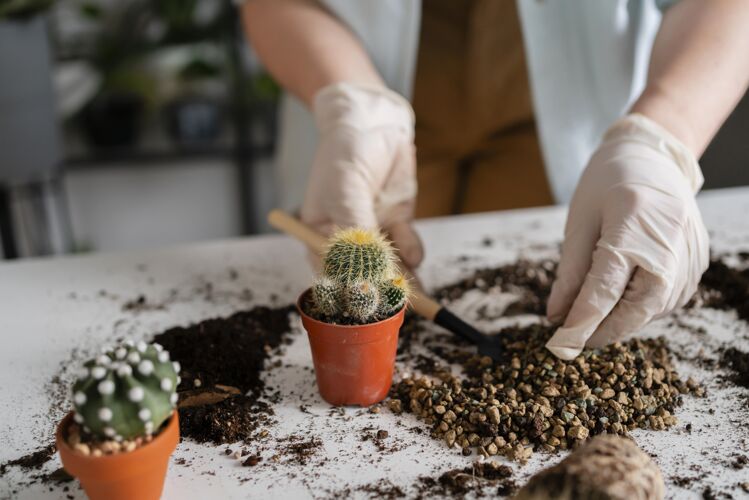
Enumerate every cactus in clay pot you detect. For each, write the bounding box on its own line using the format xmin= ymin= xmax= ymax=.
xmin=310 ymin=227 xmax=411 ymax=324
xmin=71 ymin=341 xmax=180 ymax=441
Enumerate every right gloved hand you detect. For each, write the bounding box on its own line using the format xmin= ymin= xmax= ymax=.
xmin=300 ymin=82 xmax=424 ymax=269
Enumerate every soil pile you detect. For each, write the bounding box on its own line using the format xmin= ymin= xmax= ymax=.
xmin=153 ymin=305 xmax=296 ymax=444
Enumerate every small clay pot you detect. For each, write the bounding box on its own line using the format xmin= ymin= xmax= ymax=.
xmin=298 ymin=289 xmax=405 ymax=406
xmin=56 ymin=411 xmax=179 ymax=500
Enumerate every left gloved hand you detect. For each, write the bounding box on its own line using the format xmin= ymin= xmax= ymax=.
xmin=545 ymin=113 xmax=710 ymax=360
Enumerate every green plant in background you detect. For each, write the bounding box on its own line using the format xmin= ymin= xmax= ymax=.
xmin=72 ymin=341 xmax=179 ymax=440
xmin=0 ymin=0 xmax=54 ymax=19
xmin=311 ymin=228 xmax=411 ymax=323
xmin=178 ymin=56 xmax=221 ymax=82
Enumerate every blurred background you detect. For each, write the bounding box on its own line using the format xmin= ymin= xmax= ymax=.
xmin=0 ymin=0 xmax=747 ymax=260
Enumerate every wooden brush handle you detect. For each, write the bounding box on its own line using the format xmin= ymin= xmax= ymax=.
xmin=267 ymin=209 xmax=441 ymax=321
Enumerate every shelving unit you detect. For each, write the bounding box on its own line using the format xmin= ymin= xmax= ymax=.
xmin=53 ymin=0 xmax=278 ymax=235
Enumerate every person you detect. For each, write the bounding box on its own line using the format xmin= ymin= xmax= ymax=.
xmin=241 ymin=0 xmax=749 ymax=359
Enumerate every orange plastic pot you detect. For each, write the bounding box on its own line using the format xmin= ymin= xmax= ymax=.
xmin=298 ymin=289 xmax=405 ymax=406
xmin=56 ymin=411 xmax=179 ymax=500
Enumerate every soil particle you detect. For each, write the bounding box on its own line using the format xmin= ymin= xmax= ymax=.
xmin=242 ymin=454 xmax=262 ymax=467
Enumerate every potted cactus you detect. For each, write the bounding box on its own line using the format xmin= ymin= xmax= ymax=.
xmin=55 ymin=340 xmax=180 ymax=500
xmin=298 ymin=227 xmax=411 ymax=406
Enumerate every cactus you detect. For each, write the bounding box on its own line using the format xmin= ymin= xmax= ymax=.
xmin=311 ymin=276 xmax=340 ymax=316
xmin=310 ymin=227 xmax=411 ymax=324
xmin=345 ymin=280 xmax=380 ymax=322
xmin=378 ymin=274 xmax=411 ymax=316
xmin=71 ymin=340 xmax=180 ymax=441
xmin=323 ymin=228 xmax=395 ymax=285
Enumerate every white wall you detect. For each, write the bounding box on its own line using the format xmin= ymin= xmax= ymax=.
xmin=64 ymin=159 xmax=242 ymax=252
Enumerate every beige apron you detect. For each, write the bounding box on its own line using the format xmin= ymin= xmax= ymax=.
xmin=413 ymin=0 xmax=554 ymax=216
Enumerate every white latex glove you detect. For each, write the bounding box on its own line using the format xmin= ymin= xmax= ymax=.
xmin=545 ymin=113 xmax=710 ymax=360
xmin=301 ymin=82 xmax=423 ymax=268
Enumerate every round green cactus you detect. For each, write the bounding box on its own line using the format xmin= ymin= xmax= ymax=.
xmin=344 ymin=280 xmax=380 ymax=322
xmin=71 ymin=340 xmax=180 ymax=441
xmin=323 ymin=228 xmax=396 ymax=285
xmin=310 ymin=227 xmax=411 ymax=324
xmin=379 ymin=274 xmax=411 ymax=316
xmin=312 ymin=277 xmax=340 ymax=316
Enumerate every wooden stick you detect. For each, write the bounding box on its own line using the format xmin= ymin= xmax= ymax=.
xmin=267 ymin=209 xmax=441 ymax=321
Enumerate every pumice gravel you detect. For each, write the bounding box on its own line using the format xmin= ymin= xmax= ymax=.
xmin=390 ymin=322 xmax=703 ymax=462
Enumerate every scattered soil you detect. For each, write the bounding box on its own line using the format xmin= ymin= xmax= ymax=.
xmin=152 ymin=305 xmax=296 ymax=444
xmin=433 ymin=259 xmax=556 ymax=316
xmin=0 ymin=444 xmax=56 ymax=477
xmin=276 ymin=434 xmax=323 ymax=466
xmin=330 ymin=479 xmax=406 ymax=499
xmin=416 ymin=461 xmax=516 ymax=498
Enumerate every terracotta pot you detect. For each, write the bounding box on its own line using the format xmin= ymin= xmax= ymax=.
xmin=298 ymin=289 xmax=405 ymax=406
xmin=56 ymin=411 xmax=179 ymax=500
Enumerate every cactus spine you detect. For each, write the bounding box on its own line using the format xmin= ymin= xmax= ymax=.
xmin=72 ymin=341 xmax=180 ymax=441
xmin=310 ymin=227 xmax=411 ymax=323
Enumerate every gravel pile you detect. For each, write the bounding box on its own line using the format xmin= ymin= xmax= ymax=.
xmin=390 ymin=322 xmax=703 ymax=462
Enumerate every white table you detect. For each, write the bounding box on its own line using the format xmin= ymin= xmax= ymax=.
xmin=2 ymin=187 xmax=749 ymax=499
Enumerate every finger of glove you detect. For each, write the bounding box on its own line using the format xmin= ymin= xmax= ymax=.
xmin=545 ymin=246 xmax=632 ymax=360
xmin=547 ymin=222 xmax=599 ymax=323
xmin=386 ymin=219 xmax=424 ymax=270
xmin=586 ymin=267 xmax=669 ymax=348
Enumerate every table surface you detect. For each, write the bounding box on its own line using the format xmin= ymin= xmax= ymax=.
xmin=2 ymin=187 xmax=749 ymax=499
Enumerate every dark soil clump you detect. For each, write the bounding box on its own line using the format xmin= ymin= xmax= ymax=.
xmin=695 ymin=259 xmax=749 ymax=322
xmin=0 ymin=444 xmax=56 ymax=477
xmin=721 ymin=348 xmax=749 ymax=388
xmin=153 ymin=305 xmax=296 ymax=444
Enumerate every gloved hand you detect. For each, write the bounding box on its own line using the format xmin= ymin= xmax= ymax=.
xmin=545 ymin=113 xmax=709 ymax=360
xmin=301 ymin=82 xmax=423 ymax=268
